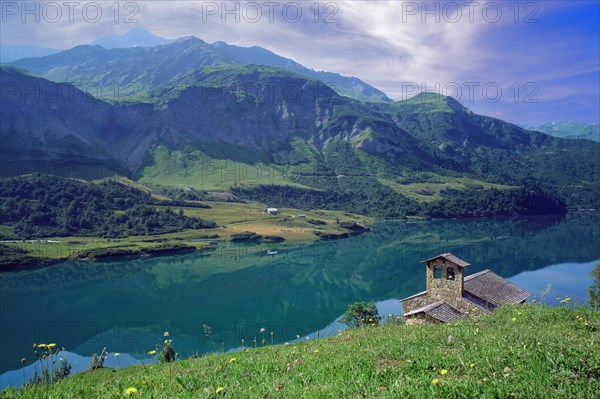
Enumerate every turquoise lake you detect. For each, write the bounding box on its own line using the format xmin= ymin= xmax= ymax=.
xmin=1 ymin=213 xmax=599 ymax=388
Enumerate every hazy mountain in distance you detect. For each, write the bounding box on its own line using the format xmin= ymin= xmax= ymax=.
xmin=212 ymin=41 xmax=392 ymax=102
xmin=0 ymin=44 xmax=61 ymax=63
xmin=521 ymin=121 xmax=600 ymax=142
xmin=10 ymin=33 xmax=391 ymax=103
xmin=90 ymin=28 xmax=172 ymax=49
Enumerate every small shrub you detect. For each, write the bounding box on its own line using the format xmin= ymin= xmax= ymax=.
xmin=230 ymin=231 xmax=262 ymax=242
xmin=341 ymin=301 xmax=381 ymax=328
xmin=159 ymin=339 xmax=176 ymax=363
xmin=308 ymin=219 xmax=326 ymax=226
xmin=90 ymin=351 xmax=107 ymax=369
xmin=53 ymin=357 xmax=71 ymax=381
xmin=589 ymin=263 xmax=600 ymax=308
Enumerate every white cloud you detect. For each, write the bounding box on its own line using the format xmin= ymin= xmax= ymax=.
xmin=1 ymin=0 xmax=598 ymax=123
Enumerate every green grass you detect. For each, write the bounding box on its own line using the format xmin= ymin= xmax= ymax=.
xmin=0 ymin=234 xmax=213 ymax=264
xmin=138 ymin=146 xmax=307 ymax=191
xmin=165 ymin=202 xmax=371 ymax=243
xmin=0 ymin=201 xmax=371 ymax=267
xmin=4 ymin=304 xmax=598 ymax=398
xmin=378 ymin=176 xmax=517 ymax=203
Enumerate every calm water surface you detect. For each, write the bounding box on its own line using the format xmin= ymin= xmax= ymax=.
xmin=1 ymin=213 xmax=599 ymax=388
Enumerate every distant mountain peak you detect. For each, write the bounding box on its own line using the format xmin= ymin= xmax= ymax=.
xmin=401 ymin=92 xmax=470 ymax=114
xmin=405 ymin=92 xmax=450 ymax=103
xmin=171 ymin=36 xmax=210 ymax=46
xmin=173 ymin=35 xmax=201 ymax=42
xmin=90 ymin=28 xmax=172 ymax=49
xmin=519 ymin=120 xmax=600 ymax=142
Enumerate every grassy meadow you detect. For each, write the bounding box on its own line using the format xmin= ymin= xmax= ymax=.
xmin=0 ymin=198 xmax=372 ymax=268
xmin=2 ymin=304 xmax=598 ymax=398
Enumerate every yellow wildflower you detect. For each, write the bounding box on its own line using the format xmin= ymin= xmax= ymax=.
xmin=216 ymin=387 xmax=224 ymax=394
xmin=48 ymin=343 xmax=57 ymax=348
xmin=470 ymin=363 xmax=475 ymax=368
xmin=440 ymin=369 xmax=448 ymax=375
xmin=124 ymin=387 xmax=138 ymax=396
xmin=432 ymin=378 xmax=439 ymax=385
xmin=229 ymin=357 xmax=236 ymax=363
xmin=38 ymin=344 xmax=47 ymax=349
xmin=148 ymin=350 xmax=156 ymax=355
xmin=114 ymin=353 xmax=120 ymax=357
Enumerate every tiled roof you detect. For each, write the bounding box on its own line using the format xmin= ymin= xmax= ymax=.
xmin=421 ymin=253 xmax=471 ymax=267
xmin=404 ymin=301 xmax=464 ymax=323
xmin=462 ymin=291 xmax=495 ymax=313
xmin=400 ymin=290 xmax=427 ymax=302
xmin=464 ymin=269 xmax=531 ymax=306
xmin=403 ymin=301 xmax=445 ymax=316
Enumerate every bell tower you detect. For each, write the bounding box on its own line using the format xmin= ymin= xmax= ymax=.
xmin=423 ymin=253 xmax=470 ymax=304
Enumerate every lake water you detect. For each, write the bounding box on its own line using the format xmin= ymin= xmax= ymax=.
xmin=1 ymin=213 xmax=599 ymax=389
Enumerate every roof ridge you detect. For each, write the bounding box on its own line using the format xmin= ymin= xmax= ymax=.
xmin=464 ymin=269 xmax=491 ymax=281
xmin=464 ymin=269 xmax=532 ymax=306
xmin=400 ymin=290 xmax=427 ymax=302
xmin=403 ymin=300 xmax=446 ymax=316
xmin=420 ymin=253 xmax=471 ymax=267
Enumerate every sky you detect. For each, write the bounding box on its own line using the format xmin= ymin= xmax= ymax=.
xmin=1 ymin=0 xmax=599 ymax=125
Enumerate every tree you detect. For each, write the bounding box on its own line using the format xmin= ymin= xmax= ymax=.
xmin=341 ymin=301 xmax=381 ymax=328
xmin=588 ymin=263 xmax=600 ymax=308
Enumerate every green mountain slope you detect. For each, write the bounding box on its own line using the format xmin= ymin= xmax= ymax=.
xmin=9 ymin=36 xmax=390 ymax=103
xmin=1 ymin=66 xmax=598 ymax=214
xmin=0 ymin=66 xmax=127 ymax=178
xmin=211 ymin=40 xmax=392 ymax=102
xmin=376 ymin=93 xmax=599 ymax=189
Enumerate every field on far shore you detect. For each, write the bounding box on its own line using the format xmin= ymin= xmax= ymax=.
xmin=0 ymin=201 xmax=372 ymax=268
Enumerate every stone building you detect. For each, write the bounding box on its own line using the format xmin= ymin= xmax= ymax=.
xmin=400 ymin=253 xmax=531 ymax=324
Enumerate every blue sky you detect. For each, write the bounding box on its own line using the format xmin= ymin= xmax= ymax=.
xmin=1 ymin=0 xmax=598 ymax=124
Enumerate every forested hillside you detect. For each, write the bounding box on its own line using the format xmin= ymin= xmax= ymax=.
xmin=0 ymin=175 xmax=216 ymax=238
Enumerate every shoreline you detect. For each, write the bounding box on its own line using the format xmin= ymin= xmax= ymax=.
xmin=1 ymin=211 xmax=578 ymax=271
xmin=0 ymin=227 xmax=370 ymax=271
xmin=0 ymin=244 xmax=205 ymax=272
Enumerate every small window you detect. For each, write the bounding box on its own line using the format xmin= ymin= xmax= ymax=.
xmin=434 ymin=265 xmax=442 ymax=279
xmin=447 ymin=267 xmax=455 ymax=281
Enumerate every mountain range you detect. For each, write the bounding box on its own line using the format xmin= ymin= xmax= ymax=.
xmin=520 ymin=121 xmax=600 ymax=142
xmin=0 ymin=44 xmax=61 ymax=63
xmin=8 ymin=34 xmax=390 ymax=103
xmin=0 ymin=28 xmax=170 ymax=63
xmin=1 ymin=31 xmax=599 ymax=215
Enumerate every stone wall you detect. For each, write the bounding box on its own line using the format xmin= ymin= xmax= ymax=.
xmin=401 ymin=293 xmax=429 ymax=315
xmin=426 ymin=258 xmax=464 ymax=302
xmin=404 ymin=313 xmax=446 ymax=325
xmin=402 ymin=257 xmax=489 ymax=322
